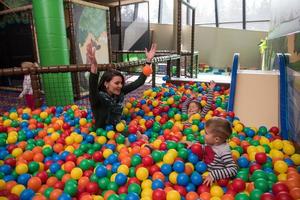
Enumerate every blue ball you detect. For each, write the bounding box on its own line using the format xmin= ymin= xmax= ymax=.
xmin=190 ymin=172 xmax=202 ymax=186
xmin=111 ymin=162 xmax=121 ymax=173
xmin=125 ymin=192 xmax=140 ymax=200
xmin=49 ymin=163 xmax=60 ymax=174
xmin=17 ymin=174 xmax=31 ymax=185
xmin=115 ymin=173 xmax=127 ymax=186
xmin=95 ymin=165 xmax=107 ymax=177
xmin=237 ymin=156 xmax=249 ymax=168
xmin=161 ymin=164 xmax=172 ymax=175
xmin=188 ymin=153 xmax=199 ymax=165
xmin=85 ymin=135 xmax=94 ymax=143
xmin=173 ymin=161 xmax=185 ymax=173
xmin=152 ymin=179 xmax=164 ymax=190
xmin=128 ymin=134 xmax=137 ymax=143
xmin=186 ymin=183 xmax=196 ymax=192
xmin=107 ymin=153 xmax=118 ymax=164
xmin=0 ymin=164 xmax=12 ymax=175
xmin=20 ymin=189 xmax=35 ymax=200
xmin=195 ymin=161 xmax=207 ymax=173
xmin=177 ymin=173 xmax=189 ymax=186
xmin=58 ymin=193 xmax=72 ymax=200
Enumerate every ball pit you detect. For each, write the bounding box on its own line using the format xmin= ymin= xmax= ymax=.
xmin=0 ymin=82 xmax=299 ymax=200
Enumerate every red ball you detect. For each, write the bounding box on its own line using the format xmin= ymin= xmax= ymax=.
xmin=54 ymin=181 xmax=64 ymax=190
xmin=269 ymin=127 xmax=279 ymax=134
xmin=66 ymin=154 xmax=77 ymax=162
xmin=145 ymin=120 xmax=154 ymax=129
xmin=85 ymin=182 xmax=99 ymax=194
xmin=197 ymin=184 xmax=210 ymax=194
xmin=231 ymin=178 xmax=246 ymax=193
xmin=4 ymin=158 xmax=16 ymax=167
xmin=174 ymin=185 xmax=187 ymax=196
xmin=128 ymin=177 xmax=140 ymax=185
xmin=36 ymin=171 xmax=48 ymax=183
xmin=149 ymin=165 xmax=160 ymax=176
xmin=227 ymin=111 xmax=235 ymax=118
xmin=159 ymin=142 xmax=167 ymax=151
xmin=275 ymin=192 xmax=293 ymax=200
xmin=92 ymin=151 xmax=103 ymax=162
xmin=217 ymin=178 xmax=229 ymax=187
xmin=261 ymin=193 xmax=275 ymax=200
xmin=249 ymin=163 xmax=262 ymax=174
xmin=118 ymin=186 xmax=128 ymax=194
xmin=128 ymin=125 xmax=138 ymax=134
xmin=153 ymin=188 xmax=166 ymax=200
xmin=255 ymin=152 xmax=267 ymax=164
xmin=272 ymin=182 xmax=289 ymax=195
xmin=142 ymin=156 xmax=154 ymax=166
xmin=191 ymin=143 xmax=203 ymax=158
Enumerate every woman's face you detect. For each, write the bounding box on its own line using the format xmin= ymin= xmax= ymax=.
xmin=105 ymin=76 xmax=123 ymax=95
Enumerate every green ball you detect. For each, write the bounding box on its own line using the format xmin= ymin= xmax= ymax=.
xmin=107 ymin=182 xmax=119 ymax=192
xmin=178 ymin=148 xmax=188 ymax=160
xmin=42 ymin=147 xmax=53 ymax=156
xmin=55 ymin=169 xmax=66 ymax=180
xmin=166 ymin=141 xmax=177 ymax=149
xmin=128 ymin=183 xmax=141 ymax=195
xmin=198 ymin=135 xmax=205 ymax=144
xmin=87 ymin=149 xmax=95 ymax=155
xmin=181 ymin=113 xmax=188 ymax=121
xmin=250 ymin=189 xmax=263 ymax=200
xmin=234 ymin=146 xmax=244 ymax=154
xmin=44 ymin=117 xmax=51 ymax=124
xmin=73 ymin=149 xmax=84 ymax=157
xmin=183 ymin=128 xmax=193 ymax=135
xmin=187 ymin=134 xmax=195 ymax=141
xmin=236 ymin=171 xmax=249 ymax=182
xmin=92 ymin=143 xmax=101 ymax=151
xmin=168 ymin=110 xmax=175 ymax=118
xmin=90 ymin=174 xmax=98 ymax=182
xmin=250 ymin=170 xmax=267 ymax=181
xmin=262 ymin=161 xmax=273 ymax=170
xmin=0 ymin=172 xmax=4 ymax=179
xmin=262 ymin=144 xmax=271 ymax=153
xmin=64 ymin=183 xmax=77 ymax=196
xmin=44 ymin=187 xmax=54 ymax=198
xmin=128 ymin=167 xmax=136 ymax=177
xmin=79 ymin=159 xmax=90 ymax=170
xmin=28 ymin=161 xmax=40 ymax=174
xmin=250 ymin=140 xmax=260 ymax=146
xmin=176 ymin=143 xmax=185 ymax=150
xmin=119 ymin=193 xmax=127 ymax=200
xmin=235 ymin=192 xmax=250 ymax=200
xmin=108 ymin=194 xmax=120 ymax=200
xmin=18 ymin=133 xmax=27 ymax=142
xmin=151 ymin=151 xmax=162 ymax=162
xmin=116 ymin=134 xmax=125 ymax=144
xmin=131 ymin=155 xmax=142 ymax=167
xmin=254 ymin=178 xmax=269 ymax=192
xmin=36 ymin=139 xmax=45 ymax=147
xmin=25 ymin=144 xmax=35 ymax=151
xmin=267 ymin=172 xmax=278 ymax=182
xmin=98 ymin=177 xmax=109 ymax=190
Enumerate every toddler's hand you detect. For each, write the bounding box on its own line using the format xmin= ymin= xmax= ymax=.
xmin=203 ymin=173 xmax=214 ymax=186
xmin=208 ymin=80 xmax=216 ymax=90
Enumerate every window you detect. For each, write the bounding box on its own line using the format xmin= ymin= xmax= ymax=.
xmin=161 ymin=0 xmax=174 ymax=24
xmin=182 ymin=4 xmax=187 ymax=25
xmin=137 ymin=2 xmax=148 ymax=22
xmin=121 ymin=4 xmax=135 ymax=22
xmin=218 ymin=0 xmax=243 ymax=29
xmin=149 ymin=0 xmax=159 ymax=23
xmin=246 ymin=0 xmax=271 ymax=31
xmin=190 ymin=0 xmax=215 ymax=26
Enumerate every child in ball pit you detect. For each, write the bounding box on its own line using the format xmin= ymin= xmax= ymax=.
xmin=181 ymin=80 xmax=216 ymax=126
xmin=189 ymin=117 xmax=238 ymax=186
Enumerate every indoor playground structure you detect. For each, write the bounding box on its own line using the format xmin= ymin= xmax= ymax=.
xmin=0 ymin=0 xmax=300 ymax=200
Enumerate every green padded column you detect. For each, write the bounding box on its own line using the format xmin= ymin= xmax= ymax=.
xmin=32 ymin=0 xmax=74 ymax=106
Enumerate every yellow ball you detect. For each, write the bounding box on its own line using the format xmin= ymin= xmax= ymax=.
xmin=39 ymin=111 xmax=48 ymax=119
xmin=125 ymin=102 xmax=132 ymax=109
xmin=143 ymin=89 xmax=152 ymax=97
xmin=71 ymin=167 xmax=83 ymax=180
xmin=231 ymin=150 xmax=240 ymax=159
xmin=228 ymin=141 xmax=237 ymax=148
xmin=174 ymin=114 xmax=181 ymax=121
xmin=110 ymin=173 xmax=117 ymax=182
xmin=65 ymin=146 xmax=74 ymax=153
xmin=123 ymin=107 xmax=129 ymax=115
xmin=291 ymin=154 xmax=300 ymax=165
xmin=210 ymin=197 xmax=221 ymax=200
xmin=136 ymin=167 xmax=149 ymax=181
xmin=118 ymin=165 xmax=129 ymax=175
xmin=259 ymin=136 xmax=270 ymax=145
xmin=210 ymin=185 xmax=224 ymax=197
xmin=270 ymin=149 xmax=284 ymax=160
xmin=283 ymin=144 xmax=295 ymax=155
xmin=92 ymin=195 xmax=104 ymax=200
xmin=168 ymin=149 xmax=178 ymax=158
xmin=107 ymin=131 xmax=115 ymax=139
xmin=11 ymin=184 xmax=25 ymax=196
xmin=152 ymin=100 xmax=159 ymax=107
xmin=74 ymin=135 xmax=83 ymax=143
xmin=97 ymin=136 xmax=107 ymax=145
xmin=272 ymin=139 xmax=283 ymax=150
xmin=150 ymin=92 xmax=157 ymax=98
xmin=274 ymin=160 xmax=288 ymax=174
xmin=167 ymin=97 xmax=174 ymax=105
xmin=79 ymin=118 xmax=87 ymax=126
xmin=234 ymin=123 xmax=244 ymax=132
xmin=169 ymin=172 xmax=178 ymax=184
xmin=141 ymin=188 xmax=153 ymax=198
xmin=65 ymin=136 xmax=74 ymax=145
xmin=256 ymin=146 xmax=265 ymax=153
xmin=16 ymin=164 xmax=28 ymax=174
xmin=12 ymin=148 xmax=23 ymax=158
xmin=51 ymin=132 xmax=60 ymax=141
xmin=103 ymin=149 xmax=113 ymax=158
xmin=153 ymin=140 xmax=162 ymax=149
xmin=3 ymin=119 xmax=12 ymax=127
xmin=191 ymin=125 xmax=199 ymax=132
xmin=277 ymin=173 xmax=287 ymax=181
xmin=247 ymin=146 xmax=257 ymax=155
xmin=141 ymin=179 xmax=152 ymax=189
xmin=9 ymin=112 xmax=18 ymax=120
xmin=167 ymin=190 xmax=181 ymax=200
xmin=7 ymin=136 xmax=17 ymax=144
xmin=0 ymin=180 xmax=6 ymax=190
xmin=191 ymin=113 xmax=201 ymax=120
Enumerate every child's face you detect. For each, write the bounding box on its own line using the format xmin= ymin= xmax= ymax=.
xmin=204 ymin=127 xmax=218 ymax=145
xmin=188 ymin=102 xmax=201 ymax=116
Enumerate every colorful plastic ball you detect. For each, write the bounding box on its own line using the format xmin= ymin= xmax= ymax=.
xmin=16 ymin=164 xmax=28 ymax=174
xmin=274 ymin=160 xmax=288 ymax=174
xmin=210 ymin=185 xmax=224 ymax=197
xmin=11 ymin=184 xmax=26 ymax=196
xmin=161 ymin=164 xmax=172 ymax=175
xmin=136 ymin=167 xmax=149 ymax=181
xmin=177 ymin=173 xmax=189 ymax=186
xmin=128 ymin=183 xmax=141 ymax=195
xmin=195 ymin=161 xmax=207 ymax=173
xmin=291 ymin=154 xmax=300 ymax=165
xmin=237 ymin=156 xmax=250 ymax=168
xmin=96 ymin=165 xmax=107 ymax=178
xmin=260 ymin=193 xmax=275 ymax=200
xmin=70 ymin=167 xmax=83 ymax=180
xmin=166 ymin=190 xmax=180 ymax=200
xmin=152 ymin=188 xmax=166 ymax=200
xmin=231 ymin=178 xmax=246 ymax=193
xmin=17 ymin=173 xmax=31 ymax=185
xmin=235 ymin=192 xmax=250 ymax=200
xmin=20 ymin=189 xmax=35 ymax=200
xmin=255 ymin=152 xmax=267 ymax=164
xmin=131 ymin=155 xmax=142 ymax=167
xmin=254 ymin=178 xmax=269 ymax=192
xmin=249 ymin=189 xmax=263 ymax=200
xmin=115 ymin=173 xmax=127 ymax=186
xmin=173 ymin=160 xmax=185 ymax=173
xmin=152 ymin=179 xmax=164 ymax=190
xmin=125 ymin=192 xmax=139 ymax=200
xmin=190 ymin=172 xmax=202 ymax=186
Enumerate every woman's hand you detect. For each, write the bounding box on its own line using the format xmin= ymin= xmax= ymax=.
xmin=87 ymin=39 xmax=97 ymax=73
xmin=145 ymin=43 xmax=157 ymax=63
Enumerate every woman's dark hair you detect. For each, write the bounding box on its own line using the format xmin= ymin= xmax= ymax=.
xmin=98 ymin=69 xmax=125 ymax=92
